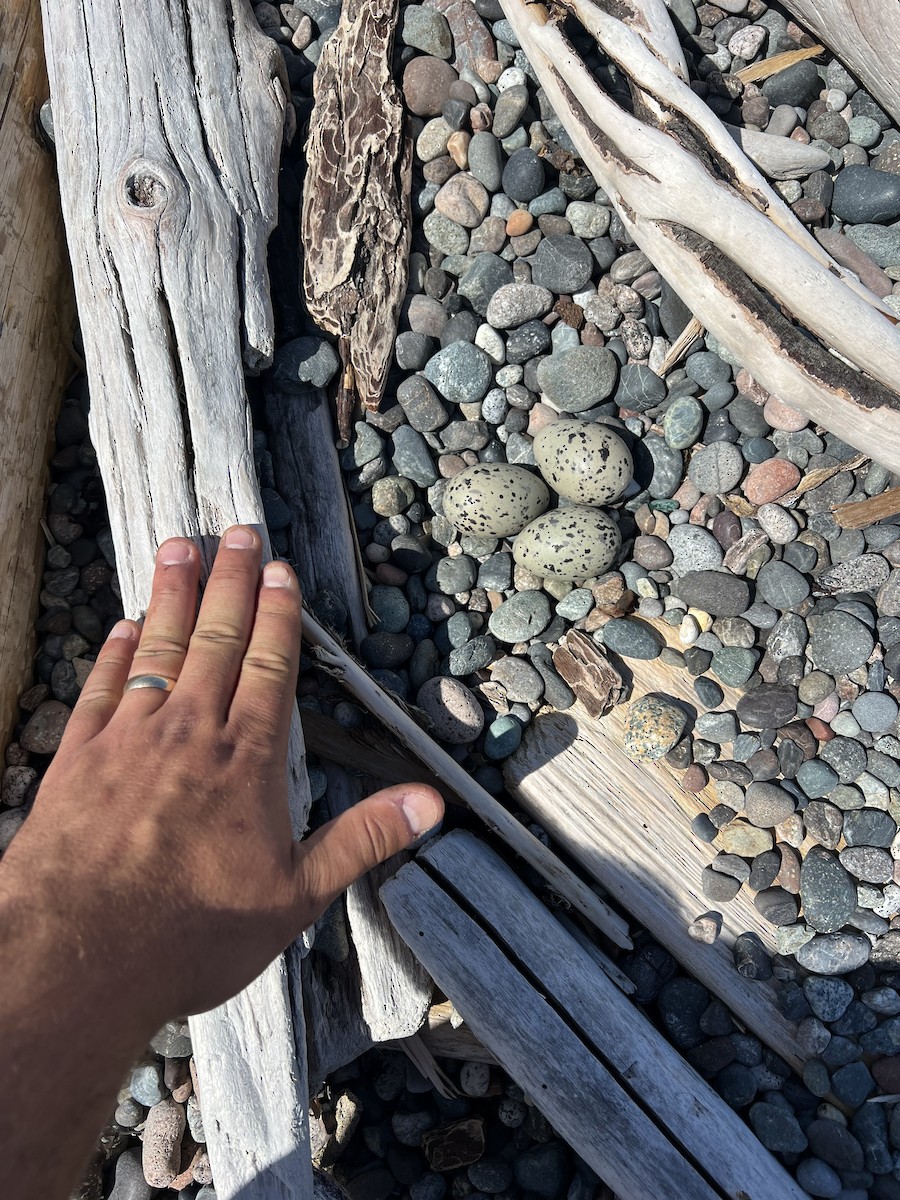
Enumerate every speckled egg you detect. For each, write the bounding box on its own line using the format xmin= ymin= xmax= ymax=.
xmin=443 ymin=463 xmax=550 ymax=537
xmin=513 ymin=505 xmax=621 ymax=581
xmin=533 ymin=420 xmax=633 ymax=506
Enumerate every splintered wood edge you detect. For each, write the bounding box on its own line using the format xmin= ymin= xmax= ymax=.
xmin=735 ymin=43 xmax=825 ymax=83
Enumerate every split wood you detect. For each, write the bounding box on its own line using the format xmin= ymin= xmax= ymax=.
xmin=833 ymin=487 xmax=900 ymax=530
xmin=301 ymin=608 xmax=633 ymax=956
xmin=498 ymin=0 xmax=900 ymax=471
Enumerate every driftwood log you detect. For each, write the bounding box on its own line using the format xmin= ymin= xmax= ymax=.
xmin=779 ymin=0 xmax=900 ymax=125
xmin=39 ymin=3 xmax=314 ymax=1195
xmin=0 ymin=0 xmax=74 ymax=746
xmin=301 ymin=0 xmax=412 ymax=445
xmin=505 ymin=616 xmax=809 ymax=1074
xmin=383 ymin=831 xmax=807 ymax=1200
xmin=499 ymin=0 xmax=900 ymax=471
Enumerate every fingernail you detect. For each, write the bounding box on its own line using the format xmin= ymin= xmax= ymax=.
xmin=108 ymin=620 xmax=138 ymax=641
xmin=158 ymin=539 xmax=193 ymax=565
xmin=224 ymin=526 xmax=257 ymax=549
xmin=262 ymin=562 xmax=292 ymax=587
xmin=400 ymin=790 xmax=443 ymax=840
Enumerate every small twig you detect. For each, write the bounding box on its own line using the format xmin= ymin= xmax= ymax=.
xmin=658 ymin=317 xmax=703 ymax=376
xmin=833 ymin=486 xmax=900 ymax=529
xmin=734 ymin=44 xmax=825 ymax=84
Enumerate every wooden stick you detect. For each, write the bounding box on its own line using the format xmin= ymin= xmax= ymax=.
xmin=384 ymin=832 xmax=808 ymax=1200
xmin=500 ymin=0 xmax=900 ymax=471
xmin=833 ymin=487 xmax=900 ymax=530
xmin=734 ymin=44 xmax=825 ymax=84
xmin=301 ymin=609 xmax=633 ymax=953
xmin=0 ymin=0 xmax=75 ymax=747
xmin=658 ymin=317 xmax=703 ymax=376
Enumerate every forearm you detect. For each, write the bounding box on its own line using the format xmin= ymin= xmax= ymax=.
xmin=0 ymin=844 xmax=156 ymax=1199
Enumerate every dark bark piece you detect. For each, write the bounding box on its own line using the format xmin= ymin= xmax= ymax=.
xmin=552 ymin=630 xmax=625 ymax=718
xmin=301 ymin=0 xmax=412 ymax=444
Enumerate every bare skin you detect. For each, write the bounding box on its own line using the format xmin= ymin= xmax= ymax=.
xmin=0 ymin=526 xmax=443 ymax=1199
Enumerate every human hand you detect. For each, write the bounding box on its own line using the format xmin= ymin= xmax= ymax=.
xmin=0 ymin=526 xmax=443 ymax=1029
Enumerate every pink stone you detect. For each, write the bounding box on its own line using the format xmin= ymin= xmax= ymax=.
xmin=743 ymin=458 xmax=801 ymax=505
xmin=690 ymin=496 xmax=716 ymax=525
xmin=735 ymin=369 xmax=768 ymax=406
xmin=813 ymin=692 xmax=840 ymax=722
xmin=764 ymin=395 xmax=808 ymax=432
xmin=674 ymin=479 xmax=701 ymax=509
xmin=527 ymin=404 xmax=560 ymax=436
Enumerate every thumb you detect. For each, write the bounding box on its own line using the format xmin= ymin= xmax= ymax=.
xmin=291 ymin=784 xmax=444 ymax=921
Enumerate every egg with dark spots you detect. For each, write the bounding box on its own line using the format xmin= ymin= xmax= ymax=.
xmin=513 ymin=506 xmax=622 ymax=581
xmin=443 ymin=463 xmax=550 ymax=537
xmin=534 ymin=420 xmax=633 ymax=506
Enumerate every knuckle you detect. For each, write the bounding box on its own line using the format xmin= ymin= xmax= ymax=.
xmin=133 ymin=635 xmax=190 ymax=662
xmin=190 ymin=623 xmax=244 ymax=651
xmin=359 ymin=812 xmax=396 ymax=866
xmin=243 ymin=648 xmax=294 ymax=678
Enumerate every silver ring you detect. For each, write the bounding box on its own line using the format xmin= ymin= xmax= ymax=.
xmin=124 ymin=673 xmax=177 ymax=694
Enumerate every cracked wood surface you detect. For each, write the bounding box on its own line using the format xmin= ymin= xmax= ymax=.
xmin=0 ymin=0 xmax=74 ymax=747
xmin=301 ymin=0 xmax=412 ymax=443
xmin=39 ymin=2 xmax=312 ymax=1195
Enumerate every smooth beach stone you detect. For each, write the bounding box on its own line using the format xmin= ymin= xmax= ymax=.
xmin=615 ymin=363 xmax=666 ymax=412
xmin=745 ymin=781 xmax=796 ymax=828
xmin=801 ymin=847 xmax=858 ymax=934
xmin=735 ymin=684 xmax=798 ymax=729
xmin=533 ymin=420 xmax=633 ymax=505
xmin=423 ymin=342 xmax=493 ymax=403
xmin=832 ymin=165 xmax=900 ymax=224
xmin=601 ymin=618 xmax=664 ymax=660
xmin=488 ymin=591 xmax=552 ymax=643
xmin=663 ymin=395 xmax=704 ymax=450
xmin=535 ymin=346 xmax=619 ymax=412
xmin=531 ymin=235 xmax=594 ymax=294
xmin=483 ymin=715 xmax=523 ymax=760
xmin=672 ymin=570 xmax=750 ymax=617
xmin=755 ymin=560 xmax=810 ymax=610
xmin=809 ymin=611 xmax=875 ymax=674
xmin=667 ymin=525 xmax=724 ymax=575
xmin=485 ymin=283 xmax=554 ymax=329
xmin=416 ymin=677 xmax=485 ymax=744
xmin=623 ymin=694 xmax=689 ymax=761
xmin=513 ymin=506 xmax=621 ymax=581
xmin=688 ymin=441 xmax=744 ymax=496
xmin=443 ymin=463 xmax=550 ymax=537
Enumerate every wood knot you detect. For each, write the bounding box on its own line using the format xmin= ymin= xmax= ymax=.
xmin=124 ymin=169 xmax=167 ymax=209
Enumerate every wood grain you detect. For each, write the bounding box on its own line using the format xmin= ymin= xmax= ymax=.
xmin=39 ymin=2 xmax=312 ymax=1194
xmin=415 ymin=831 xmax=807 ymax=1200
xmin=383 ymin=844 xmax=806 ymax=1200
xmin=505 ymin=617 xmax=808 ymax=1073
xmin=0 ymin=0 xmax=74 ymax=747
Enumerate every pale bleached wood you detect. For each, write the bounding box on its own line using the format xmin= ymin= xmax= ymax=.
xmin=266 ymin=385 xmax=369 ymax=647
xmin=414 ymin=831 xmax=807 ymax=1200
xmin=384 ymin=861 xmax=721 ymax=1200
xmin=500 ymin=0 xmax=900 ymax=472
xmin=778 ymin=0 xmax=900 ymax=126
xmin=39 ymin=3 xmax=312 ymax=1195
xmin=0 ymin=0 xmax=74 ymax=747
xmin=302 ymin=609 xmax=633 ymax=953
xmin=417 ymin=1002 xmax=498 ymax=1064
xmin=504 ymin=618 xmax=808 ymax=1074
xmin=323 ymin=764 xmax=432 ymax=1043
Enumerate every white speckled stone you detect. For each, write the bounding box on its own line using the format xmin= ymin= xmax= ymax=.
xmin=513 ymin=506 xmax=621 ymax=581
xmin=443 ymin=463 xmax=550 ymax=537
xmin=533 ymin=420 xmax=633 ymax=506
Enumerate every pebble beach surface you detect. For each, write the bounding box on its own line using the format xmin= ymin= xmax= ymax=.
xmin=8 ymin=0 xmax=900 ymax=1195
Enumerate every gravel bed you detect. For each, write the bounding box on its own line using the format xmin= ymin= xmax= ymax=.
xmin=7 ymin=0 xmax=900 ymax=1195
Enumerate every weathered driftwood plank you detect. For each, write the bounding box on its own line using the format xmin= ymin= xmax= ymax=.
xmin=499 ymin=0 xmax=900 ymax=472
xmin=408 ymin=831 xmax=807 ymax=1200
xmin=504 ymin=618 xmax=807 ymax=1073
xmin=266 ymin=386 xmax=369 ymax=648
xmin=778 ymin=0 xmax=900 ymax=126
xmin=0 ymin=0 xmax=74 ymax=746
xmin=383 ymin=836 xmax=806 ymax=1200
xmin=301 ymin=0 xmax=411 ymax=444
xmin=39 ymin=2 xmax=312 ymax=1194
xmin=306 ymin=766 xmax=432 ymax=1056
xmin=303 ymin=609 xmax=633 ymax=953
